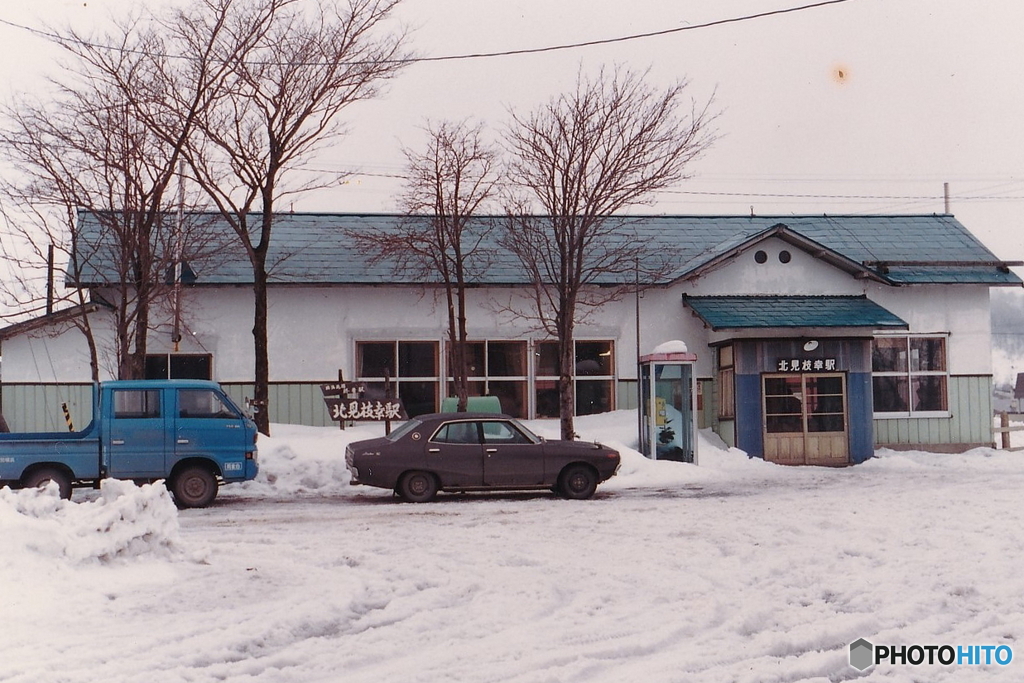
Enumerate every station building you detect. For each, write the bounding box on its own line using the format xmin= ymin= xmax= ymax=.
xmin=2 ymin=212 xmax=1018 ymax=464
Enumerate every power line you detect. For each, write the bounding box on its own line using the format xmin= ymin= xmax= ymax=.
xmin=410 ymin=0 xmax=857 ymax=63
xmin=0 ymin=0 xmax=857 ymax=65
xmin=664 ymin=189 xmax=1024 ymax=202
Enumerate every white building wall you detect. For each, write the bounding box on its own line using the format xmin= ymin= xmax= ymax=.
xmin=1 ymin=313 xmax=118 ymax=383
xmin=165 ymin=285 xmax=648 ymax=383
xmin=0 ymin=242 xmax=998 ymax=385
xmin=688 ymin=237 xmax=865 ymax=296
xmin=866 ymin=283 xmax=992 ymax=375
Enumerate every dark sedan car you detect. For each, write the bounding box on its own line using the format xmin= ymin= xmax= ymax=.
xmin=345 ymin=412 xmax=620 ymax=502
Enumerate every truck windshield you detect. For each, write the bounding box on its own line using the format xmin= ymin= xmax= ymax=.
xmin=179 ymin=389 xmax=240 ymax=419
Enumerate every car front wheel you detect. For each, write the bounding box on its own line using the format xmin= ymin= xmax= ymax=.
xmin=397 ymin=470 xmax=439 ymax=503
xmin=558 ymin=464 xmax=598 ymax=500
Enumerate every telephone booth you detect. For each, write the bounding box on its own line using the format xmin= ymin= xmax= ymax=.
xmin=639 ymin=342 xmax=697 ymax=463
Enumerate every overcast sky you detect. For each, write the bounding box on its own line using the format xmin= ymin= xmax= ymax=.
xmin=2 ymin=0 xmax=1023 ymax=263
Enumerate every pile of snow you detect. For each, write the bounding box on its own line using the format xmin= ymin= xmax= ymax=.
xmin=237 ymin=422 xmax=380 ymax=497
xmin=649 ymin=339 xmax=689 ymax=354
xmin=1 ymin=479 xmax=185 ymax=564
xmin=7 ymin=412 xmax=1024 ymax=683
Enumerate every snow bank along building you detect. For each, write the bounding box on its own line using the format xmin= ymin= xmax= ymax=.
xmin=1 ymin=212 xmax=1019 ymax=465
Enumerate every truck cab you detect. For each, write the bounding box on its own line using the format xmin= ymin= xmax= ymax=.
xmin=101 ymin=380 xmax=259 ymax=506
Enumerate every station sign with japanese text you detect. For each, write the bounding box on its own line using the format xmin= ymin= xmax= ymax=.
xmin=776 ymin=358 xmax=838 ymax=373
xmin=320 ymin=382 xmax=406 ymax=422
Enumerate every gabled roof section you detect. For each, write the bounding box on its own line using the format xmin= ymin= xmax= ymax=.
xmin=0 ymin=301 xmax=114 ymax=341
xmin=678 ymin=223 xmax=889 ymax=284
xmin=68 ymin=211 xmax=1022 ymax=288
xmin=684 ymin=295 xmax=908 ymax=331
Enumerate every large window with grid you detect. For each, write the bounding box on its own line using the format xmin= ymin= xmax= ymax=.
xmin=356 ymin=341 xmax=440 ymax=417
xmin=534 ymin=340 xmax=615 ymax=418
xmin=871 ymin=335 xmax=949 ymax=416
xmin=145 ymin=354 xmax=212 ymax=380
xmin=445 ymin=340 xmax=529 ymax=418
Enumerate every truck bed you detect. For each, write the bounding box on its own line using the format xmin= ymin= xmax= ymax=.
xmin=0 ymin=421 xmax=102 ymax=482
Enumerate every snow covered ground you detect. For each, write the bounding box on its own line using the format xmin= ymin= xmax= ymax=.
xmin=3 ymin=411 xmax=1024 ymax=682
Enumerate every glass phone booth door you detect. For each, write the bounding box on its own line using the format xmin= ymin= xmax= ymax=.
xmin=640 ymin=352 xmax=697 ymax=463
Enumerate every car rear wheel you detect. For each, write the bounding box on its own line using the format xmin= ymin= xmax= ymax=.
xmin=24 ymin=467 xmax=73 ymax=500
xmin=558 ymin=464 xmax=598 ymax=500
xmin=171 ymin=466 xmax=218 ymax=508
xmin=397 ymin=470 xmax=439 ymax=503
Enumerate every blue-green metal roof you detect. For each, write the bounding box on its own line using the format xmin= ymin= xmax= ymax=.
xmin=69 ymin=212 xmax=1022 ymax=287
xmin=684 ymin=295 xmax=909 ymax=330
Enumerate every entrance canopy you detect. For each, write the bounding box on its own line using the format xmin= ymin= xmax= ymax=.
xmin=683 ymin=295 xmax=908 ymax=331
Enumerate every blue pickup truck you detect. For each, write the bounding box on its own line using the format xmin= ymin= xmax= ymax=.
xmin=0 ymin=380 xmax=258 ymax=508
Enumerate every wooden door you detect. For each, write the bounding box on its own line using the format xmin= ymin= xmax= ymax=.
xmin=763 ymin=373 xmax=849 ymax=466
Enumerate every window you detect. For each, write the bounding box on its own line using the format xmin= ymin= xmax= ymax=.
xmin=446 ymin=340 xmax=528 ymax=418
xmin=764 ymin=374 xmax=846 ymax=434
xmin=535 ymin=340 xmax=615 ymax=418
xmin=717 ymin=345 xmax=735 ymax=419
xmin=113 ymin=390 xmax=160 ymax=419
xmin=872 ymin=335 xmax=948 ymax=415
xmin=481 ymin=420 xmax=532 ymax=444
xmin=356 ymin=341 xmax=440 ymax=417
xmin=178 ymin=389 xmax=238 ymax=419
xmin=145 ymin=354 xmax=212 ymax=380
xmin=433 ymin=421 xmax=480 ymax=444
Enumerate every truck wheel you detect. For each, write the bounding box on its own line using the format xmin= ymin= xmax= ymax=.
xmin=171 ymin=466 xmax=218 ymax=508
xmin=397 ymin=470 xmax=438 ymax=503
xmin=24 ymin=467 xmax=72 ymax=500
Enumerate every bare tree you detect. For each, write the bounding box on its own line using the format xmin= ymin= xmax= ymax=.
xmin=0 ymin=3 xmax=246 ymax=380
xmin=503 ymin=66 xmax=716 ymax=439
xmin=351 ymin=119 xmax=500 ymax=411
xmin=167 ymin=0 xmax=409 ymax=434
xmin=0 ymin=36 xmax=223 ymax=381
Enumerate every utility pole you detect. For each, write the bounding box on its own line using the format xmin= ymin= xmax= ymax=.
xmin=46 ymin=244 xmax=54 ymax=315
xmin=172 ymin=159 xmax=185 ymax=351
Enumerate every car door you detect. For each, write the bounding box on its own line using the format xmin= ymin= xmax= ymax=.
xmin=105 ymin=388 xmax=168 ymax=479
xmin=426 ymin=420 xmax=484 ymax=487
xmin=481 ymin=419 xmax=545 ymax=486
xmin=174 ymin=388 xmax=249 ymax=475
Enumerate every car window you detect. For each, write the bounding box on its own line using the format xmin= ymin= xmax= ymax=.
xmin=481 ymin=420 xmax=532 ymax=444
xmin=432 ymin=421 xmax=480 ymax=444
xmin=386 ymin=418 xmax=422 ymax=442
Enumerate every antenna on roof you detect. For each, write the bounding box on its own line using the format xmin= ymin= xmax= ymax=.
xmin=750 ymin=205 xmax=755 ymax=217
xmin=943 ymin=182 xmax=950 ymax=214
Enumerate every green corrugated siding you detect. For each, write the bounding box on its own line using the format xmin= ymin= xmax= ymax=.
xmin=221 ymin=382 xmax=335 ymax=427
xmin=0 ymin=382 xmax=336 ymax=433
xmin=874 ymin=375 xmax=992 ymax=448
xmin=617 ymin=379 xmax=638 ymax=411
xmin=0 ymin=384 xmax=95 ymax=433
